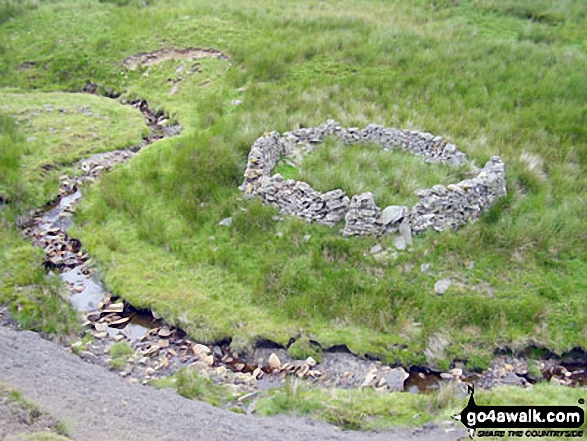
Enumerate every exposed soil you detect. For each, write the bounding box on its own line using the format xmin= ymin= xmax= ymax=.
xmin=121 ymin=47 xmax=229 ymax=71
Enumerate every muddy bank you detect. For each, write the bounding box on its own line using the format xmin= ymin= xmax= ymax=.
xmin=121 ymin=47 xmax=229 ymax=71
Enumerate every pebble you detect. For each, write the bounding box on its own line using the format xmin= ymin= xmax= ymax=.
xmin=268 ymin=353 xmax=281 ymax=370
xmin=434 ymin=279 xmax=451 ymax=295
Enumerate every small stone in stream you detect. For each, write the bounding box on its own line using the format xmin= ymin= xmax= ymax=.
xmin=393 ymin=236 xmax=406 ymax=250
xmin=144 ymin=344 xmax=161 ymax=356
xmin=114 ymin=335 xmax=125 ymax=342
xmin=157 ymin=357 xmax=170 ymax=370
xmin=361 ymin=372 xmax=377 ymax=388
xmin=192 ymin=343 xmax=211 ymax=359
xmin=449 ymin=368 xmax=463 ymax=377
xmin=234 ymin=372 xmax=254 ymax=385
xmin=434 ymin=279 xmax=451 ymax=295
xmin=382 ymin=367 xmax=409 ymax=392
xmin=234 ymin=363 xmax=245 ymax=372
xmin=202 ymin=355 xmax=214 ymax=366
xmin=189 ymin=361 xmax=209 ymax=372
xmin=92 ymin=331 xmax=108 ymax=339
xmin=305 ymin=356 xmax=317 ymax=367
xmin=109 ymin=316 xmax=130 ymax=327
xmin=370 ymin=244 xmax=382 ymax=254
xmin=440 ymin=373 xmax=453 ymax=380
xmin=216 ymin=366 xmax=227 ymax=377
xmin=252 ymin=367 xmax=263 ymax=379
xmin=503 ymin=372 xmax=525 ymax=386
xmin=309 ymin=370 xmax=322 ymax=378
xmin=268 ymin=352 xmax=281 ymax=370
xmin=158 ymin=327 xmax=172 ymax=338
xmin=103 ymin=302 xmax=124 ymax=313
xmin=159 ymin=339 xmax=169 ymax=348
xmin=94 ymin=322 xmax=108 ymax=332
xmin=297 ymin=365 xmax=309 ymax=378
xmin=218 ymin=217 xmax=233 ymax=227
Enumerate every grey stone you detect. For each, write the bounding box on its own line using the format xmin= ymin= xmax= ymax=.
xmin=382 ymin=367 xmax=409 ymax=392
xmin=218 ymin=217 xmax=233 ymax=227
xmin=370 ymin=244 xmax=382 ymax=254
xmin=399 ymin=219 xmax=412 ymax=246
xmin=380 ymin=205 xmax=406 ymax=225
xmin=392 ymin=236 xmax=406 ymax=251
xmin=434 ymin=279 xmax=451 ymax=295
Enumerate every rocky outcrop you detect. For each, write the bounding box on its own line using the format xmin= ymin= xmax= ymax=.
xmin=240 ymin=120 xmax=506 ymax=237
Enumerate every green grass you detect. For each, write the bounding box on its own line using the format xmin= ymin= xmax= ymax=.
xmin=152 ymin=368 xmax=235 ymax=407
xmin=275 ymin=138 xmax=469 ymax=207
xmin=0 ymin=113 xmax=79 ymax=335
xmin=108 ymin=341 xmax=134 ymax=370
xmin=0 ymin=91 xmax=146 ymax=207
xmin=1 ymin=0 xmax=587 ymax=428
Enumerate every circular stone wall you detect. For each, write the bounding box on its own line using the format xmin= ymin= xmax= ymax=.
xmin=239 ymin=120 xmax=506 ymax=237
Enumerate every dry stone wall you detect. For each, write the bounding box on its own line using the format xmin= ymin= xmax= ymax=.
xmin=240 ymin=120 xmax=506 ymax=237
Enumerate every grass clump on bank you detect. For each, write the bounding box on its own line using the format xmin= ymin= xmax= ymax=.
xmin=108 ymin=341 xmax=134 ymax=370
xmin=151 ymin=368 xmax=235 ymax=408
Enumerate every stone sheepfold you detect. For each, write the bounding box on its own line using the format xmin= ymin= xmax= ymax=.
xmin=240 ymin=120 xmax=506 ymax=237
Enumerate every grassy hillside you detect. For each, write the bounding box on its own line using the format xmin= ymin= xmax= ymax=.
xmin=1 ymin=0 xmax=586 ymax=370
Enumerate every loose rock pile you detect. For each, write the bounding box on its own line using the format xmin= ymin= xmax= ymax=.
xmin=240 ymin=120 xmax=506 ymax=237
